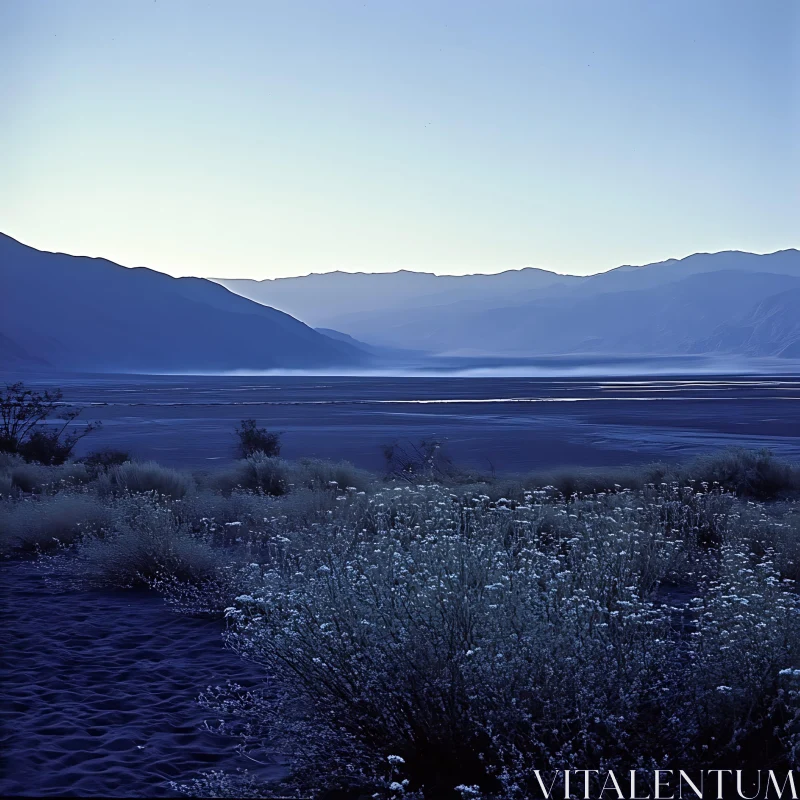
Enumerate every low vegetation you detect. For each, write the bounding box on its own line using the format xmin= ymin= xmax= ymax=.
xmin=71 ymin=497 xmax=220 ymax=588
xmin=0 ymin=492 xmax=112 ymax=552
xmin=1 ymin=430 xmax=799 ymax=797
xmin=97 ymin=459 xmax=195 ymax=500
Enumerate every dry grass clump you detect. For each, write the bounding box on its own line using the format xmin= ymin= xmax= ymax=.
xmin=474 ymin=466 xmax=651 ymax=501
xmin=204 ymin=453 xmax=373 ymax=497
xmin=99 ymin=460 xmax=194 ymax=499
xmin=205 ymin=453 xmax=289 ymax=497
xmin=70 ymin=497 xmax=220 ymax=587
xmin=671 ymin=447 xmax=800 ymax=499
xmin=4 ymin=459 xmax=92 ymax=494
xmin=476 ymin=448 xmax=799 ymax=502
xmin=173 ymin=489 xmax=273 ymax=530
xmin=290 ymin=457 xmax=373 ymax=493
xmin=0 ymin=493 xmax=112 ymax=552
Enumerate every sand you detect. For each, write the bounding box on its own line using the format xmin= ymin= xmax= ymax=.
xmin=0 ymin=559 xmax=283 ymax=797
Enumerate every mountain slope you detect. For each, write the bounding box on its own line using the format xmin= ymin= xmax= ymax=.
xmin=0 ymin=331 xmax=51 ymax=369
xmin=434 ymin=269 xmax=800 ymax=356
xmin=0 ymin=234 xmax=365 ymax=372
xmin=693 ymin=288 xmax=800 ymax=358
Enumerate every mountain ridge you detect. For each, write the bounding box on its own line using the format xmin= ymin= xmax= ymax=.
xmin=0 ymin=233 xmax=367 ymax=372
xmin=215 ymin=249 xmax=800 ymax=358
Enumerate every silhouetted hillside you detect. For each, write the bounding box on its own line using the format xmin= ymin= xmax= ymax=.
xmin=0 ymin=234 xmax=366 ymax=372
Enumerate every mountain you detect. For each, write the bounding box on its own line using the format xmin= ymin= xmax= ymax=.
xmin=215 ymin=267 xmax=580 ymax=328
xmin=0 ymin=233 xmax=366 ymax=373
xmin=217 ymin=250 xmax=800 ymax=357
xmin=693 ymin=288 xmax=800 ymax=358
xmin=432 ymin=269 xmax=800 ymax=356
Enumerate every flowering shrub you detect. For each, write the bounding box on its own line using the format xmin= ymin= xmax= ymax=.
xmin=209 ymin=485 xmax=800 ymax=798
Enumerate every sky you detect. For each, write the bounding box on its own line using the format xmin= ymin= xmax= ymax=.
xmin=1 ymin=0 xmax=798 ymax=279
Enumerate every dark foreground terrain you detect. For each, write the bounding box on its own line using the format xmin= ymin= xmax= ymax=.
xmin=6 ymin=373 xmax=800 ymax=472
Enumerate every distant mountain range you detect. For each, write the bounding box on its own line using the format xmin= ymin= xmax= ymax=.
xmin=2 ymin=233 xmax=799 ymax=374
xmin=216 ymin=250 xmax=800 ymax=359
xmin=0 ymin=233 xmax=365 ymax=372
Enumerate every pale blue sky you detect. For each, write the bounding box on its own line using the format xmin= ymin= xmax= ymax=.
xmin=1 ymin=0 xmax=797 ymax=278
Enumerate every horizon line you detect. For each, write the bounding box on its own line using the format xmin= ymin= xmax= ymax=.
xmin=2 ymin=229 xmax=798 ymax=283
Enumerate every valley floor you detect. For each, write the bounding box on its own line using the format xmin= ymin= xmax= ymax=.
xmin=6 ymin=373 xmax=800 ymax=472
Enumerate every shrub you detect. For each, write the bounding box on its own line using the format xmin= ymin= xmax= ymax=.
xmin=741 ymin=503 xmax=800 ymax=582
xmin=483 ymin=450 xmax=799 ymax=501
xmin=674 ymin=448 xmax=800 ymax=500
xmin=0 ymin=493 xmax=112 ymax=552
xmin=203 ymin=485 xmax=800 ymax=798
xmin=382 ymin=438 xmax=456 ymax=482
xmin=6 ymin=461 xmax=47 ymax=493
xmin=208 ymin=455 xmax=374 ymax=499
xmin=0 ymin=382 xmax=99 ymax=464
xmin=173 ymin=489 xmax=273 ymax=531
xmin=80 ymin=448 xmax=131 ymax=471
xmin=235 ymin=419 xmax=281 ymax=459
xmin=511 ymin=465 xmax=649 ymax=498
xmin=71 ymin=498 xmax=219 ymax=587
xmin=7 ymin=460 xmax=92 ymax=494
xmin=207 ymin=453 xmax=288 ymax=497
xmin=100 ymin=460 xmax=194 ymax=499
xmin=18 ymin=428 xmax=78 ymax=466
xmin=0 ymin=451 xmax=20 ymax=471
xmin=292 ymin=457 xmax=373 ymax=493
xmin=0 ymin=453 xmax=19 ymax=495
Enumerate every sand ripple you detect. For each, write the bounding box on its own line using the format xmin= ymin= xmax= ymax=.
xmin=0 ymin=561 xmax=282 ymax=797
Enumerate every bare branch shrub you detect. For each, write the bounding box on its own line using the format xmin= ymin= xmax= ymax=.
xmin=0 ymin=382 xmax=99 ymax=465
xmin=235 ymin=419 xmax=282 ymax=459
